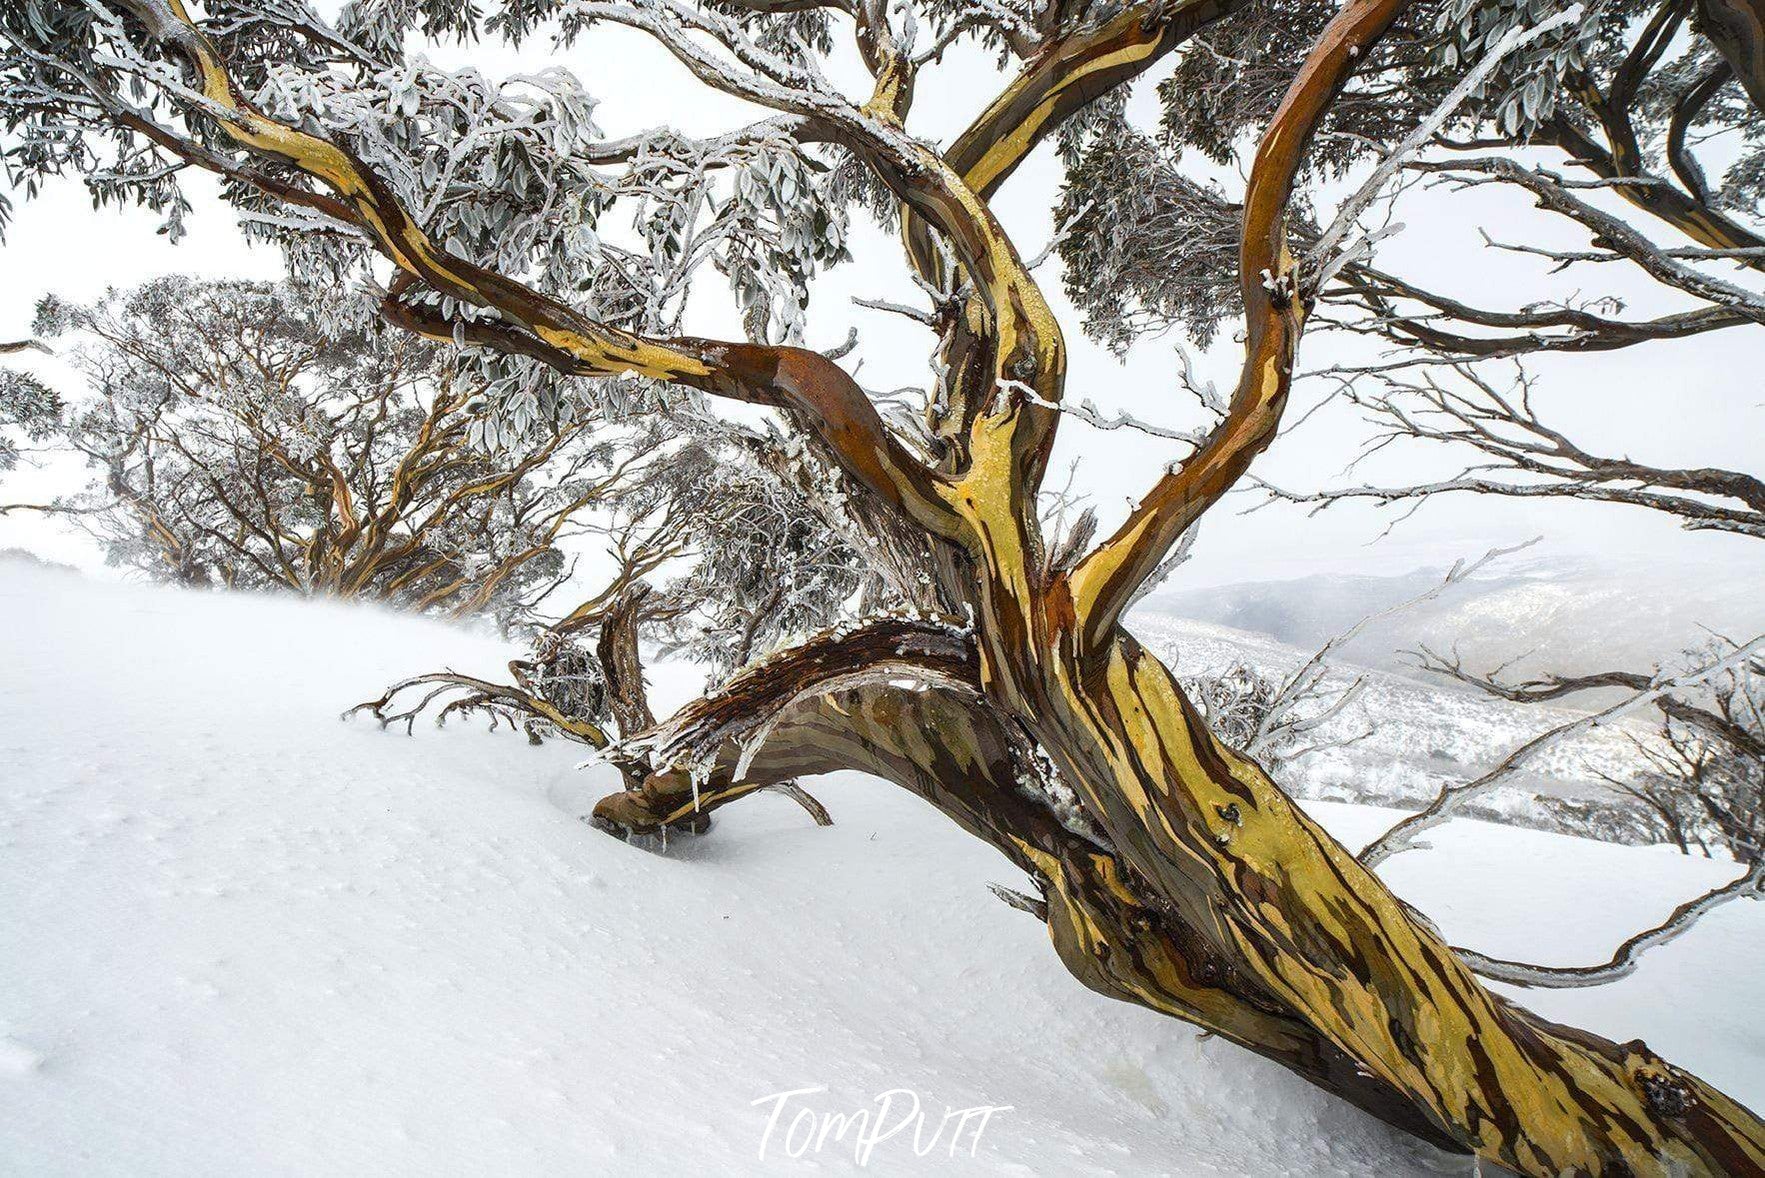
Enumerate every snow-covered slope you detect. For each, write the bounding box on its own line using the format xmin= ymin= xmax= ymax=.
xmin=2 ymin=558 xmax=1760 ymax=1175
xmin=1128 ymin=612 xmax=1657 ymax=827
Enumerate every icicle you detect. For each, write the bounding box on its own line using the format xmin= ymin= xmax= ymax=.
xmin=731 ymin=733 xmax=763 ymax=789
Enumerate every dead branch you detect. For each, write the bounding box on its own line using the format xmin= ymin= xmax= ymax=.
xmin=1452 ymin=861 xmax=1764 ymax=988
xmin=1361 ymin=634 xmax=1765 ymax=866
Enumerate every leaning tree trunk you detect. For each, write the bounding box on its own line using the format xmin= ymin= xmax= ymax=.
xmin=597 ymin=615 xmax=1765 ymax=1175
xmin=591 ymin=619 xmax=1466 ymax=1153
xmin=1017 ymin=621 xmax=1765 ymax=1174
xmin=114 ymin=0 xmax=1765 ymax=1168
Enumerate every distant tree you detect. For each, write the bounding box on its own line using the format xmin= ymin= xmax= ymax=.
xmin=3 ymin=277 xmax=643 ymax=625
xmin=1622 ymin=646 xmax=1765 ymax=863
xmin=0 ymin=339 xmax=58 ymax=473
xmin=7 ymin=0 xmax=1765 ymax=1167
xmin=643 ymin=440 xmax=880 ymax=677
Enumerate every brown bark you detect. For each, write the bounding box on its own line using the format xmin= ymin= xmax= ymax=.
xmin=898 ymin=0 xmax=1242 ymax=458
xmin=994 ymin=622 xmax=1765 ymax=1172
xmin=107 ymin=0 xmax=1765 ymax=1170
xmin=1697 ymin=0 xmax=1765 ymax=110
xmin=589 ymin=620 xmax=1466 ymax=1153
xmin=596 ymin=618 xmax=1765 ymax=1171
xmin=1542 ymin=115 xmax=1765 ymax=265
xmin=595 ymin=584 xmax=658 ymax=738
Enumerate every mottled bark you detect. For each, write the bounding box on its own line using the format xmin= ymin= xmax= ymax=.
xmin=996 ymin=619 xmax=1765 ymax=1173
xmin=1697 ymin=0 xmax=1765 ymax=110
xmin=589 ymin=620 xmax=1465 ymax=1153
xmin=595 ymin=585 xmax=658 ymax=739
xmin=595 ymin=617 xmax=1765 ymax=1171
xmin=108 ymin=0 xmax=1765 ymax=1170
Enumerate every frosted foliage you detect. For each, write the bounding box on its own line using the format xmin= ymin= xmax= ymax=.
xmin=0 ymin=366 xmax=61 ymax=472
xmin=644 ymin=434 xmax=877 ymax=676
xmin=25 ymin=276 xmax=625 ymax=623
xmin=1058 ymin=0 xmax=1763 ymax=352
xmin=1629 ymin=644 xmax=1765 ymax=863
xmin=1 ymin=0 xmax=855 ymax=455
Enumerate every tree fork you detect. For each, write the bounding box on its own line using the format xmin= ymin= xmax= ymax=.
xmin=95 ymin=0 xmax=1765 ymax=1169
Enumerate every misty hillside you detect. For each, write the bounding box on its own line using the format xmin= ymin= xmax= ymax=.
xmin=1139 ymin=554 xmax=1765 ymax=681
xmin=1129 ymin=613 xmax=1656 ymax=835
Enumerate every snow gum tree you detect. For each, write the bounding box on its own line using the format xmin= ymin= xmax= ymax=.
xmin=5 ymin=0 xmax=1764 ymax=1170
xmin=2 ymin=277 xmax=644 ymax=621
xmin=0 ymin=340 xmax=59 ymax=473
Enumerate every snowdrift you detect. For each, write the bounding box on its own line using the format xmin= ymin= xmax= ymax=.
xmin=2 ymin=557 xmax=1759 ymax=1175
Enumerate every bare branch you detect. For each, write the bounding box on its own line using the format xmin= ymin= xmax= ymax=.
xmin=1308 ymin=5 xmax=1586 ymax=288
xmin=1361 ymin=634 xmax=1765 ymax=866
xmin=1455 ymin=861 xmax=1764 ymax=987
xmin=1253 ymin=362 xmax=1765 ymax=539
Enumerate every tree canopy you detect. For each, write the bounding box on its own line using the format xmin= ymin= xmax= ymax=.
xmin=4 ymin=0 xmax=1765 ymax=1171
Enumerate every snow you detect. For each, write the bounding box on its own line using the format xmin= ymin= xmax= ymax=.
xmin=1 ymin=556 xmax=1760 ymax=1175
xmin=1141 ymin=554 xmax=1765 ymax=681
xmin=1129 ymin=610 xmax=1665 ymax=823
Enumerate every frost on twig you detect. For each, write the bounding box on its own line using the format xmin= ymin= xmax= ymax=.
xmin=1453 ymin=861 xmax=1764 ymax=988
xmin=1362 ymin=633 xmax=1765 ymax=867
xmin=1306 ymin=6 xmax=1585 ymax=294
xmin=988 ymin=882 xmax=1050 ymax=921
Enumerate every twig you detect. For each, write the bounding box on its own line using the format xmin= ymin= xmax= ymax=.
xmin=1361 ymin=634 xmax=1765 ymax=866
xmin=1455 ymin=861 xmax=1764 ymax=987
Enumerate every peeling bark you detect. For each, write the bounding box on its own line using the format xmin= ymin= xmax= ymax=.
xmin=105 ymin=0 xmax=1765 ymax=1170
xmin=589 ymin=620 xmax=1466 ymax=1153
xmin=593 ymin=616 xmax=1765 ymax=1170
xmin=595 ymin=585 xmax=658 ymax=740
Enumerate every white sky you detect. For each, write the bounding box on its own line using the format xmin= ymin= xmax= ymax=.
xmin=3 ymin=13 xmax=1762 ymax=592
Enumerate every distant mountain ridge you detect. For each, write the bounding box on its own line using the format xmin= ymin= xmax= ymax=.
xmin=1137 ymin=554 xmax=1765 ymax=681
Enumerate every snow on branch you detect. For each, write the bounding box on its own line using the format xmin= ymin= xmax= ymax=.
xmin=630 ymin=616 xmax=982 ymax=789
xmin=1005 ymin=379 xmax=1213 ymax=447
xmin=1452 ymin=860 xmax=1764 ymax=988
xmin=1307 ymin=5 xmax=1585 ymax=294
xmin=1249 ymin=362 xmax=1765 ymax=541
xmin=1406 ymin=158 xmax=1765 ymax=324
xmin=1361 ymin=633 xmax=1765 ymax=867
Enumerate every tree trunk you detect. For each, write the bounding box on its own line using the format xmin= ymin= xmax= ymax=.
xmin=1016 ymin=621 xmax=1765 ymax=1174
xmin=590 ymin=620 xmax=1466 ymax=1153
xmin=595 ymin=584 xmax=658 ymax=738
xmin=591 ymin=618 xmax=1765 ymax=1174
